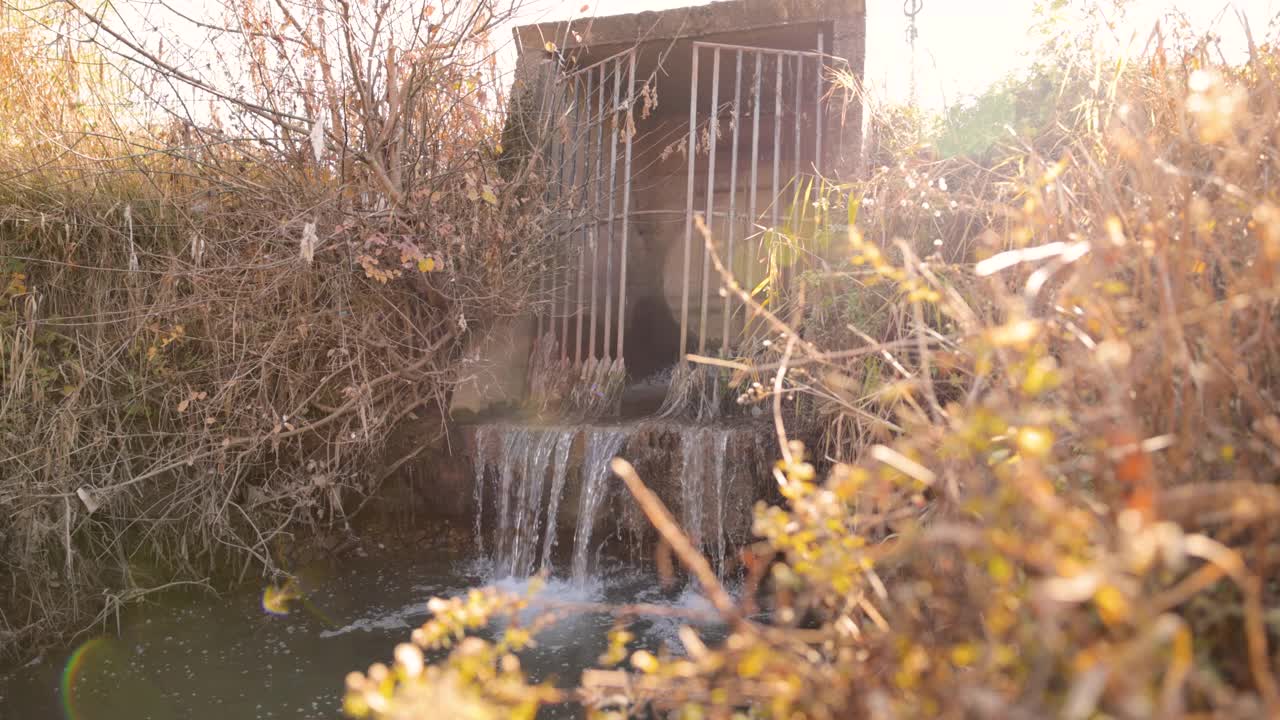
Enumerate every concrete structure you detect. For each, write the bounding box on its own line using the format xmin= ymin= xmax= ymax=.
xmin=451 ymin=0 xmax=865 ymax=417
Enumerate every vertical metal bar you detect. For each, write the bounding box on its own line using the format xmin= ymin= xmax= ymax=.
xmin=537 ymin=262 xmax=547 ymax=340
xmin=679 ymin=45 xmax=699 ymax=363
xmin=698 ymin=47 xmax=720 ymax=355
xmin=794 ymin=54 xmax=803 ymax=182
xmin=771 ymin=52 xmax=782 ymax=233
xmin=574 ymin=77 xmax=587 ymax=367
xmin=746 ymin=51 xmax=761 ymax=323
xmin=588 ymin=65 xmax=603 ymax=361
xmin=559 ymin=84 xmax=572 ymax=358
xmin=723 ymin=49 xmax=742 ymax=356
xmin=616 ymin=50 xmax=636 ymax=361
xmin=815 ymin=31 xmax=825 ymax=176
xmin=536 ymin=59 xmax=558 ymax=343
xmin=560 ymin=76 xmax=578 ymax=363
xmin=604 ymin=57 xmax=621 ymax=361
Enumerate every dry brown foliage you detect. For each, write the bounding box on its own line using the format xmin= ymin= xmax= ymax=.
xmin=348 ymin=9 xmax=1280 ymax=719
xmin=0 ymin=0 xmax=556 ymax=655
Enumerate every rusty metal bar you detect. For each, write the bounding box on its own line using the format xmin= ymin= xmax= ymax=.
xmin=574 ymin=75 xmax=587 ymax=366
xmin=815 ymin=32 xmax=824 ymax=176
xmin=679 ymin=44 xmax=699 ymax=363
xmin=567 ymin=46 xmax=639 ymax=79
xmin=722 ymin=49 xmax=742 ymax=356
xmin=747 ymin=50 xmax=761 ymax=320
xmin=603 ymin=57 xmax=621 ymax=361
xmin=771 ymin=53 xmax=782 ymax=234
xmin=535 ymin=60 xmax=553 ymax=342
xmin=561 ymin=76 xmax=579 ymax=363
xmin=688 ymin=40 xmax=829 ymax=59
xmin=588 ymin=64 xmax=603 ymax=361
xmin=616 ymin=50 xmax=636 ymax=361
xmin=536 ymin=59 xmax=559 ymax=343
xmin=698 ymin=47 xmax=720 ymax=355
xmin=794 ymin=54 xmax=803 ymax=182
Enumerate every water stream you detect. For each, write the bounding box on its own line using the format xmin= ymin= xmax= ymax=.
xmin=0 ymin=550 xmax=730 ymax=720
xmin=471 ymin=421 xmax=768 ymax=583
xmin=2 ymin=418 xmax=772 ymax=719
xmin=568 ymin=430 xmax=628 ymax=581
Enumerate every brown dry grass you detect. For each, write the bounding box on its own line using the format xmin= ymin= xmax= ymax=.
xmin=0 ymin=0 xmax=556 ymax=656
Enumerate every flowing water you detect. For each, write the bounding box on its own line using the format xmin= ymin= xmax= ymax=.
xmin=0 ymin=550 xmax=731 ymax=720
xmin=568 ymin=430 xmax=629 ymax=581
xmin=471 ymin=421 xmax=769 ymax=583
xmin=2 ymin=419 xmax=773 ymax=719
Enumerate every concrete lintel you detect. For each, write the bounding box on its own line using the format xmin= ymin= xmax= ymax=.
xmin=513 ymin=0 xmax=865 ymax=56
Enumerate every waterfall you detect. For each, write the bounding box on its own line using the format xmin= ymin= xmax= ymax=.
xmin=473 ymin=426 xmax=571 ymax=578
xmin=540 ymin=431 xmax=576 ymax=571
xmin=472 ymin=425 xmax=493 ymax=555
xmin=709 ymin=429 xmax=730 ymax=576
xmin=678 ymin=427 xmax=735 ymax=578
xmin=506 ymin=430 xmax=560 ymax=577
xmin=471 ymin=420 xmax=761 ymax=583
xmin=493 ymin=429 xmax=529 ymax=571
xmin=679 ymin=427 xmax=708 ymax=555
xmin=569 ymin=429 xmax=628 ymax=581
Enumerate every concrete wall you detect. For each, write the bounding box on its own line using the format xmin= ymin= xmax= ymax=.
xmin=451 ymin=0 xmax=866 ymax=415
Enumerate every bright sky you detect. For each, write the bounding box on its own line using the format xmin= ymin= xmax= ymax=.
xmin=505 ymin=0 xmax=1280 ymax=109
xmin=84 ymin=0 xmax=1280 ymax=128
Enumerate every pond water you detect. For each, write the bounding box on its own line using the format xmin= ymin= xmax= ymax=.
xmin=0 ymin=545 xmax=728 ymax=720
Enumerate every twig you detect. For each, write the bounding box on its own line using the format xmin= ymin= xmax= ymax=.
xmin=610 ymin=458 xmax=748 ymax=630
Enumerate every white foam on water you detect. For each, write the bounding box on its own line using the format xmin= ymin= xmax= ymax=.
xmin=318 ymin=601 xmax=426 ymax=638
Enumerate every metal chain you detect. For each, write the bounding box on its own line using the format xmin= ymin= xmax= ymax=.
xmin=904 ymin=0 xmax=923 ymax=104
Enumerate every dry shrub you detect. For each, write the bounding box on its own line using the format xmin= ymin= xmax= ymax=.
xmin=0 ymin=0 xmax=552 ymax=656
xmin=347 ymin=11 xmax=1280 ymax=720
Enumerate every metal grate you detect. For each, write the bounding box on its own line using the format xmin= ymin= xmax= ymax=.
xmin=535 ymin=33 xmax=842 ymax=375
xmin=680 ymin=39 xmax=832 ymax=363
xmin=537 ymin=48 xmax=638 ymax=370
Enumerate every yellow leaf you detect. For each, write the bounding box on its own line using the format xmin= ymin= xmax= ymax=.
xmin=950 ymin=644 xmax=978 ymax=667
xmin=631 ymin=650 xmax=659 ymax=674
xmin=1105 ymin=216 xmax=1127 ymax=247
xmin=1041 ymin=154 xmax=1068 ymax=185
xmin=987 ymin=319 xmax=1041 ymax=349
xmin=1094 ymin=585 xmax=1129 ymax=626
xmin=1015 ymin=426 xmax=1054 ymax=459
xmin=417 ymin=257 xmax=436 ymax=272
xmin=988 ymin=555 xmax=1014 ymax=584
xmin=481 ymin=186 xmax=498 ymax=206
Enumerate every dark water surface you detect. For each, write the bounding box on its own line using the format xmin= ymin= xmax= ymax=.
xmin=0 ymin=549 xmax=725 ymax=720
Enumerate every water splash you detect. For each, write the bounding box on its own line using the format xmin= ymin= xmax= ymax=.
xmin=472 ymin=420 xmax=764 ymax=583
xmin=678 ymin=427 xmax=736 ymax=576
xmin=540 ymin=430 xmax=576 ymax=571
xmin=570 ymin=429 xmax=628 ymax=581
xmin=709 ymin=429 xmax=730 ymax=576
xmin=473 ymin=426 xmax=584 ymax=579
xmin=493 ymin=429 xmax=530 ymax=572
xmin=472 ymin=425 xmax=495 ymax=555
xmin=679 ymin=427 xmax=709 ymax=556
